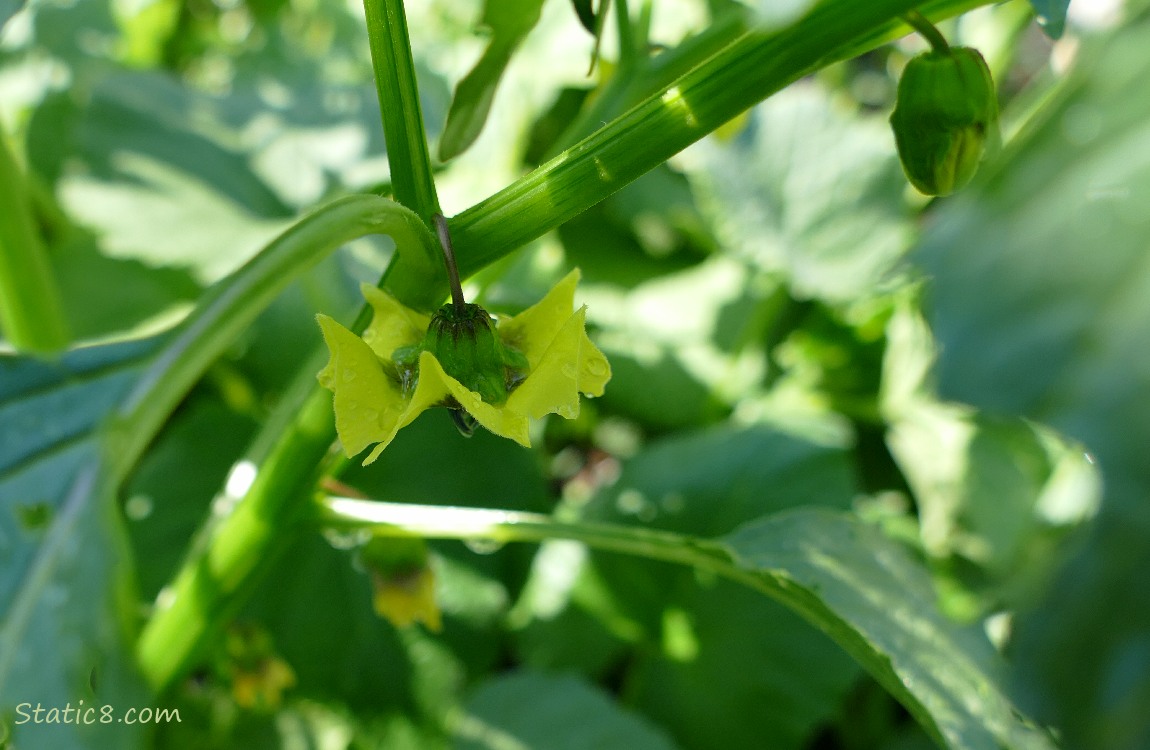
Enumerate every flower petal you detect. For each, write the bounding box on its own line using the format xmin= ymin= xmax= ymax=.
xmin=317 ymin=314 xmax=408 ymax=460
xmin=360 ymin=349 xmax=452 ymax=464
xmin=360 ymin=283 xmax=431 ymax=360
xmin=498 ymin=269 xmax=581 ymax=368
xmin=506 ymin=306 xmax=611 ymax=420
xmin=417 ymin=351 xmax=531 ymax=447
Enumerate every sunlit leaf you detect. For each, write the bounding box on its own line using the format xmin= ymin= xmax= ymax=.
xmin=685 ymin=81 xmax=912 ymax=303
xmin=723 ymin=509 xmax=1058 ymax=750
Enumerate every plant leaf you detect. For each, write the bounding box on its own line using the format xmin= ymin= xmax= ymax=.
xmin=1027 ymin=0 xmax=1070 ymax=38
xmin=437 ymin=0 xmax=546 ymax=162
xmin=546 ymin=423 xmax=862 ymax=750
xmin=0 ymin=340 xmax=158 ymax=749
xmin=571 ymin=0 xmax=596 ymax=33
xmin=722 ymin=509 xmax=1058 ymax=750
xmin=916 ymin=8 xmax=1150 ymax=747
xmin=453 ymin=672 xmax=678 ymax=750
xmin=685 ymin=81 xmax=912 ymax=303
xmin=326 ymin=496 xmax=1058 ymax=750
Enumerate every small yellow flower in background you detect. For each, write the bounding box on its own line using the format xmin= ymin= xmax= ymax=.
xmin=316 ymin=268 xmax=610 ymax=465
xmin=371 ymin=565 xmax=441 ymax=631
xmin=359 ymin=537 xmax=441 ymax=631
xmin=221 ymin=624 xmax=296 ymax=711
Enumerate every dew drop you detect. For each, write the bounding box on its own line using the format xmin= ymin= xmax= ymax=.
xmin=465 ymin=538 xmax=504 ymax=555
xmin=561 ymin=363 xmax=577 ymax=379
xmin=322 ymin=528 xmax=370 ymax=550
xmin=342 ymin=369 xmax=357 ymax=383
xmin=585 ymin=358 xmax=607 ymax=376
xmin=362 ymin=328 xmax=377 ymax=343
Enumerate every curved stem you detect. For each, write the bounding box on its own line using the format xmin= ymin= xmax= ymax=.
xmin=111 ymin=195 xmax=435 ymax=485
xmin=902 ymin=10 xmax=951 ymax=54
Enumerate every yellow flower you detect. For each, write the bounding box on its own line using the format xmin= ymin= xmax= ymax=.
xmin=316 ymin=269 xmax=610 ymax=464
xmin=221 ymin=625 xmax=296 ymax=711
xmin=359 ymin=537 xmax=441 ymax=631
xmin=371 ymin=564 xmax=442 ymax=631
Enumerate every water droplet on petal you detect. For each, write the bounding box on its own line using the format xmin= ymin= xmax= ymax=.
xmin=362 ymin=329 xmax=377 ymax=343
xmin=342 ymin=369 xmax=357 ymax=383
xmin=586 ymin=358 xmax=607 ymax=376
xmin=561 ymin=363 xmax=577 ymax=379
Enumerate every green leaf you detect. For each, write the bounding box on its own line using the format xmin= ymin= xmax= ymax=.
xmin=686 ymin=81 xmax=912 ymax=303
xmin=571 ymin=0 xmax=597 ymax=33
xmin=323 ymin=498 xmax=1057 ymax=750
xmin=0 ymin=193 xmax=436 ymax=721
xmin=915 ymin=8 xmax=1150 ymax=747
xmin=1027 ymin=0 xmax=1070 ymax=38
xmin=0 ymin=340 xmax=157 ymax=749
xmin=723 ymin=510 xmax=1057 ymax=750
xmin=881 ymin=303 xmax=1101 ymax=617
xmin=564 ymin=423 xmax=861 ymax=750
xmin=453 ymin=672 xmax=679 ymax=750
xmin=627 ymin=582 xmax=860 ymax=750
xmin=437 ymin=0 xmax=546 ymax=162
xmin=747 ymin=0 xmax=819 ymax=30
xmin=585 ymin=422 xmax=856 ymax=534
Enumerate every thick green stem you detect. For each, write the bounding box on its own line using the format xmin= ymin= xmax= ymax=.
xmin=440 ymin=0 xmax=982 ymax=292
xmin=363 ymin=0 xmax=440 ymax=222
xmin=362 ymin=0 xmax=453 ymax=311
xmin=0 ymin=131 xmax=70 ymax=354
xmin=137 ymin=361 xmax=336 ymax=691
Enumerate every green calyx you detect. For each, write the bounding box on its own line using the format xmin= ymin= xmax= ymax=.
xmin=422 ymin=302 xmax=524 ymax=405
xmin=890 ymin=45 xmax=998 ymax=196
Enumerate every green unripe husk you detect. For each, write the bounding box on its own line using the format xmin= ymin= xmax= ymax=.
xmin=423 ymin=303 xmax=512 ymax=405
xmin=890 ymin=46 xmax=998 ymax=196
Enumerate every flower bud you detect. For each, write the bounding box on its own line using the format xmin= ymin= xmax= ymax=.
xmin=424 ymin=303 xmax=511 ymax=405
xmin=890 ymin=46 xmax=998 ymax=196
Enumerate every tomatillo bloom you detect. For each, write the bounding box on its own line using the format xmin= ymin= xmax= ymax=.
xmin=316 ymin=269 xmax=610 ymax=464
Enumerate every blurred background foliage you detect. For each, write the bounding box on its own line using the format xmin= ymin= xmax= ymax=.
xmin=1 ymin=0 xmax=1144 ymax=748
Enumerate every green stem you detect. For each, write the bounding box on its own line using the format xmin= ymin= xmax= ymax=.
xmin=137 ymin=359 xmax=336 ymax=691
xmin=362 ymin=0 xmax=441 ymax=222
xmin=443 ymin=0 xmax=977 ymax=289
xmin=134 ymin=0 xmax=992 ymax=693
xmin=614 ymin=0 xmax=637 ymax=69
xmin=0 ymin=130 xmax=70 ymax=354
xmin=902 ymin=9 xmax=951 ymax=54
xmin=319 ymin=497 xmax=736 ymax=572
xmin=111 ymin=195 xmax=435 ymax=485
